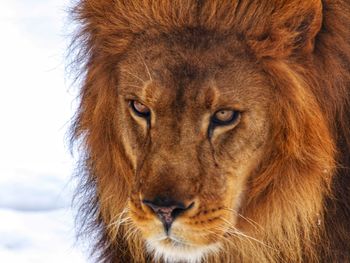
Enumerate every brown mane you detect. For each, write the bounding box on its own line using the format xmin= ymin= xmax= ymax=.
xmin=70 ymin=0 xmax=350 ymax=262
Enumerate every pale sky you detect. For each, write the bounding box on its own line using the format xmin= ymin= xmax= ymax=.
xmin=0 ymin=0 xmax=76 ymax=177
xmin=0 ymin=2 xmax=86 ymax=262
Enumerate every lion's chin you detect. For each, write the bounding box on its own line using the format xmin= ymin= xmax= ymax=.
xmin=145 ymin=236 xmax=221 ymax=263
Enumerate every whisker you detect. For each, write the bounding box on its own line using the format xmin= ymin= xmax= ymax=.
xmin=124 ymin=223 xmax=140 ymax=240
xmin=106 ymin=206 xmax=130 ymax=236
xmin=217 ymin=217 xmax=276 ymax=251
xmin=123 ymin=83 xmax=143 ymax=89
xmin=204 ymin=227 xmax=244 ymax=247
xmin=222 ymin=207 xmax=264 ymax=230
xmin=137 ymin=51 xmax=153 ymax=82
xmin=109 ymin=206 xmax=129 ymax=222
xmin=107 ymin=207 xmax=128 ymax=225
xmin=120 ymin=69 xmax=146 ymax=83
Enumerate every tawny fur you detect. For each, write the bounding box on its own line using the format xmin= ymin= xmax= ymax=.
xmin=70 ymin=1 xmax=350 ymax=262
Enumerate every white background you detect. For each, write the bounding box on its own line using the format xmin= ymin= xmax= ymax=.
xmin=0 ymin=0 xmax=86 ymax=262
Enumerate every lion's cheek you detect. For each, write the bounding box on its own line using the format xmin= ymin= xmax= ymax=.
xmin=221 ymin=161 xmax=255 ymax=207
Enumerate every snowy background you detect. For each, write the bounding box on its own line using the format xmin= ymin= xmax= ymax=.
xmin=0 ymin=0 xmax=86 ymax=262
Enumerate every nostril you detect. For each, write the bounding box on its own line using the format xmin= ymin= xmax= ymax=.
xmin=171 ymin=207 xmax=185 ymax=219
xmin=142 ymin=199 xmax=195 ymax=232
xmin=171 ymin=202 xmax=194 ymax=219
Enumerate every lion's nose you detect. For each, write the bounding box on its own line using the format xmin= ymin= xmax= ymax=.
xmin=142 ymin=197 xmax=194 ymax=233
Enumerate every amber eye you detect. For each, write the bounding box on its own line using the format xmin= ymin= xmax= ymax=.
xmin=212 ymin=109 xmax=240 ymax=126
xmin=130 ymin=100 xmax=150 ymax=118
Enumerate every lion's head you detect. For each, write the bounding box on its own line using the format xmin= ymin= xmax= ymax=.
xmin=119 ymin=32 xmax=275 ymax=260
xmin=71 ymin=0 xmax=350 ymax=262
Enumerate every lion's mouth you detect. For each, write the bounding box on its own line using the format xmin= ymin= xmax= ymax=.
xmin=147 ymin=229 xmax=196 ymax=248
xmin=160 ymin=236 xmax=187 ymax=246
xmin=146 ymin=236 xmax=187 ymax=255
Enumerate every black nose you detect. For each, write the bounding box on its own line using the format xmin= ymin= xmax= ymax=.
xmin=142 ymin=197 xmax=194 ymax=233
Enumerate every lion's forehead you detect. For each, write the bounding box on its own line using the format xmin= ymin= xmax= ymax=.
xmin=120 ymin=40 xmax=272 ymax=113
xmin=127 ymin=30 xmax=262 ymax=75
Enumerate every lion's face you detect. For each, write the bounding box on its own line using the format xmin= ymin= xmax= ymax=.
xmin=115 ymin=32 xmax=273 ymax=262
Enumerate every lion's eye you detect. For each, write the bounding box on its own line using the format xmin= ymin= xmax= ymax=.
xmin=130 ymin=100 xmax=150 ymax=118
xmin=212 ymin=109 xmax=240 ymax=126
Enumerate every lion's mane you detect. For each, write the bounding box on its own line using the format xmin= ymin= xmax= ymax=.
xmin=70 ymin=0 xmax=350 ymax=262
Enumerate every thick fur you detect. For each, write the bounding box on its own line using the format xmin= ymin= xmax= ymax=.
xmin=70 ymin=1 xmax=350 ymax=262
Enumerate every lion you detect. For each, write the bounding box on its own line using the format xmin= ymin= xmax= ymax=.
xmin=70 ymin=0 xmax=350 ymax=262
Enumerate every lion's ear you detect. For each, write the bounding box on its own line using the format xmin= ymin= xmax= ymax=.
xmin=247 ymin=0 xmax=323 ymax=58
